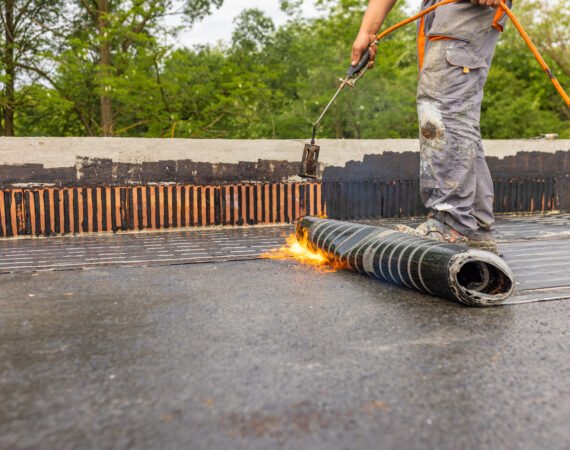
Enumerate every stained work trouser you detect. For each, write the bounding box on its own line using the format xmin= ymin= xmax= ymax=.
xmin=416 ymin=0 xmax=510 ymax=236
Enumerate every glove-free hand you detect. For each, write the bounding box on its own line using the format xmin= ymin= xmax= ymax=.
xmin=351 ymin=32 xmax=378 ymax=70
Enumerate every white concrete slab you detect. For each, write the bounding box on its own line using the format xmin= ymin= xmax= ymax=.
xmin=1 ymin=138 xmax=569 ymax=168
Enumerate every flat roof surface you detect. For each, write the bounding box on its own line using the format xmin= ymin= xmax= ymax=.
xmin=1 ymin=215 xmax=569 ymax=449
xmin=1 ymin=214 xmax=570 ymax=303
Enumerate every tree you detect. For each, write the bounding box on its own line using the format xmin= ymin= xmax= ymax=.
xmin=1 ymin=0 xmax=225 ymax=136
xmin=0 ymin=0 xmax=62 ymax=135
xmin=9 ymin=0 xmax=570 ymax=139
xmin=279 ymin=0 xmax=303 ymax=17
xmin=482 ymin=0 xmax=570 ymax=137
xmin=66 ymin=0 xmax=225 ymax=136
xmin=232 ymin=9 xmax=275 ymax=52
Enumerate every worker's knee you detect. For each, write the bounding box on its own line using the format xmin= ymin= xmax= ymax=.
xmin=418 ymin=101 xmax=445 ymax=143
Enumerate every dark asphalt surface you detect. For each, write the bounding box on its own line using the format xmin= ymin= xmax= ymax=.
xmin=1 ymin=259 xmax=570 ymax=450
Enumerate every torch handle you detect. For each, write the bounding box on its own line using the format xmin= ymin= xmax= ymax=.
xmin=346 ymin=48 xmax=371 ymax=78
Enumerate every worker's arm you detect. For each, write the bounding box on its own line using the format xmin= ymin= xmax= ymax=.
xmin=352 ymin=0 xmax=398 ymax=69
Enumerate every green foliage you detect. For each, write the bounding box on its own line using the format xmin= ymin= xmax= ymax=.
xmin=183 ymin=0 xmax=224 ymax=24
xmin=0 ymin=0 xmax=65 ymax=135
xmin=8 ymin=0 xmax=570 ymax=138
xmin=480 ymin=0 xmax=570 ymax=138
xmin=279 ymin=0 xmax=303 ymax=16
xmin=16 ymin=84 xmax=84 ymax=136
xmin=232 ymin=9 xmax=275 ymax=52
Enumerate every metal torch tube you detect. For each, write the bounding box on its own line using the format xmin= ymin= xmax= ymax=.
xmin=296 ymin=217 xmax=515 ymax=307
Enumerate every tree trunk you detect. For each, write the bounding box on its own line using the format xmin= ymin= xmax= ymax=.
xmin=97 ymin=0 xmax=113 ymax=136
xmin=3 ymin=0 xmax=15 ymax=136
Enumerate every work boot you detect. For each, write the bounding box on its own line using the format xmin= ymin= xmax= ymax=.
xmin=393 ymin=224 xmax=417 ymax=235
xmin=395 ymin=219 xmax=499 ymax=255
xmin=413 ymin=218 xmax=470 ymax=245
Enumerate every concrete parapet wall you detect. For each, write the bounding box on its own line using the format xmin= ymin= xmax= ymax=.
xmin=1 ymin=138 xmax=569 ymax=187
xmin=1 ymin=138 xmax=569 ymax=166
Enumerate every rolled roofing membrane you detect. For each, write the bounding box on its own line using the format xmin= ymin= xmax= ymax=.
xmin=297 ymin=217 xmax=515 ymax=307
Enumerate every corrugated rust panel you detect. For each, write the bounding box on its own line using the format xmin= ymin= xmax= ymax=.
xmin=0 ymin=179 xmax=557 ymax=238
xmin=0 ymin=191 xmax=5 ymax=237
xmin=175 ymin=186 xmax=182 ymax=228
xmin=10 ymin=190 xmax=18 ymax=236
xmin=492 ymin=178 xmax=558 ymax=215
xmin=14 ymin=190 xmax=24 ymax=236
xmin=120 ymin=187 xmax=127 ymax=231
xmin=27 ymin=191 xmax=35 ymax=236
xmin=321 ymin=178 xmax=558 ymax=221
xmin=77 ymin=187 xmax=84 ymax=233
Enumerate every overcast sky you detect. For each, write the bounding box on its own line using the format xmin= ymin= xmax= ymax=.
xmin=175 ymin=0 xmax=321 ymax=47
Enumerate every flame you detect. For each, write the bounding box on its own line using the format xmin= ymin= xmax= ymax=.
xmin=262 ymin=232 xmax=345 ymax=272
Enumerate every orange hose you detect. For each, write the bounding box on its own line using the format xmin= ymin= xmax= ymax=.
xmin=372 ymin=0 xmax=570 ymax=107
xmin=499 ymin=2 xmax=570 ymax=107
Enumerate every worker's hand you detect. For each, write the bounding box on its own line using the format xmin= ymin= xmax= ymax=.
xmin=471 ymin=0 xmax=501 ymax=7
xmin=351 ymin=32 xmax=378 ymax=69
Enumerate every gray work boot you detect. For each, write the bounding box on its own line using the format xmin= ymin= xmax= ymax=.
xmin=412 ymin=218 xmax=471 ymax=245
xmin=394 ymin=219 xmax=499 ymax=255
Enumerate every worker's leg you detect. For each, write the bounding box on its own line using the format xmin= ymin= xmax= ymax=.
xmin=417 ymin=28 xmax=500 ymax=236
xmin=472 ymin=143 xmax=495 ymax=230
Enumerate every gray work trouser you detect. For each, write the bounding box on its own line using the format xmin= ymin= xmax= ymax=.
xmin=416 ymin=0 xmax=509 ymax=236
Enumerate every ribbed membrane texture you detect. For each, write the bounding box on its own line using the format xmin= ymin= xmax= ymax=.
xmin=296 ymin=217 xmax=515 ymax=306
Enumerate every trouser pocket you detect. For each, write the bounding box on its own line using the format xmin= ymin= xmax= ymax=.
xmin=418 ymin=40 xmax=488 ymax=102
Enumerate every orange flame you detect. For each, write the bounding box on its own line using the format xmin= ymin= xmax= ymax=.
xmin=262 ymin=232 xmax=345 ymax=272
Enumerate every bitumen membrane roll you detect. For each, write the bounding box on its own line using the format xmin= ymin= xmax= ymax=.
xmin=296 ymin=217 xmax=515 ymax=307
